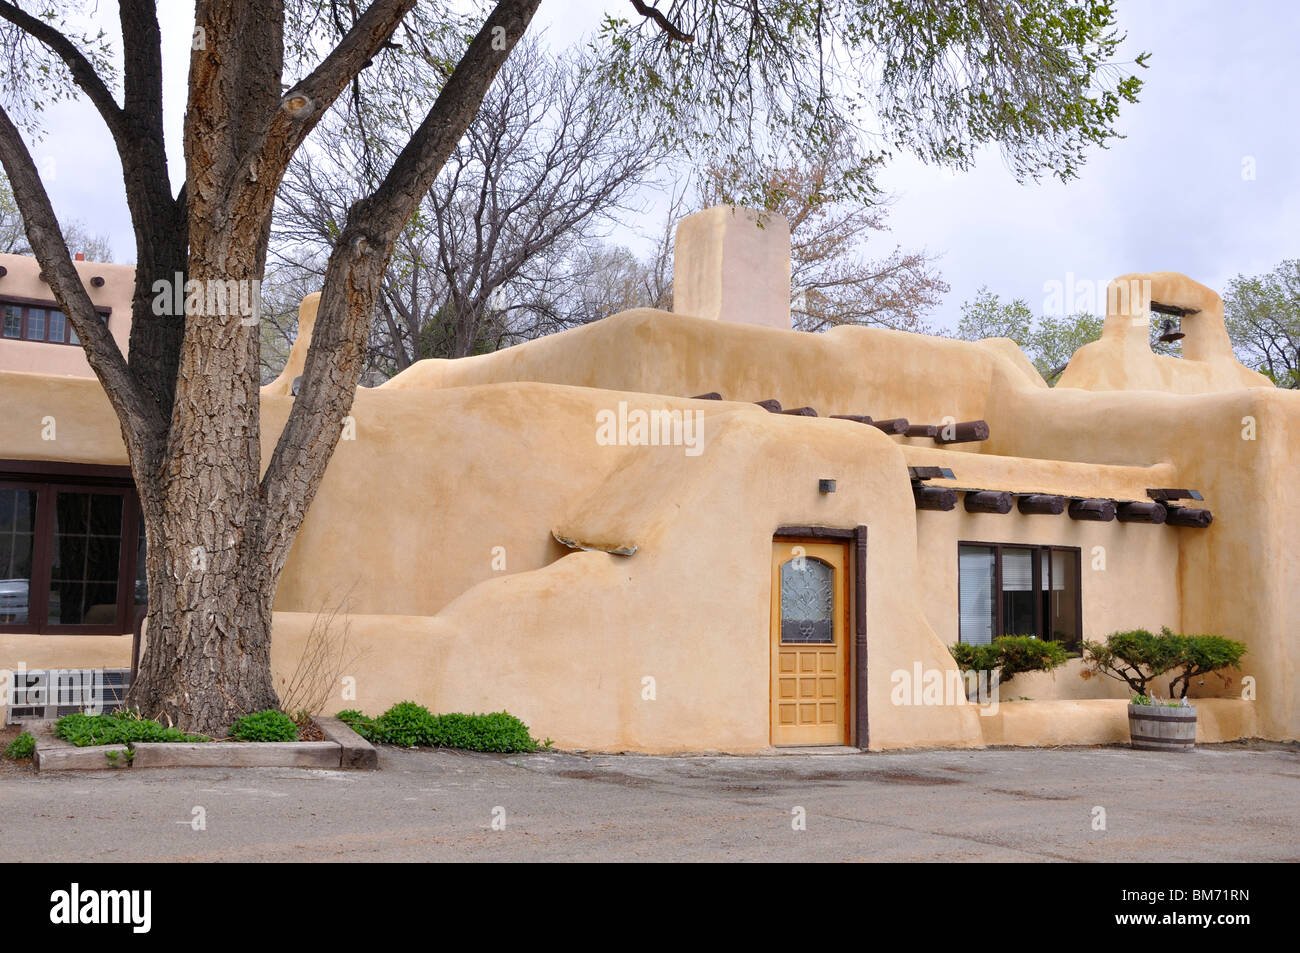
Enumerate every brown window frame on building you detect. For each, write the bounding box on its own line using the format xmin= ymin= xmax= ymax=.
xmin=0 ymin=460 xmax=142 ymax=635
xmin=1 ymin=296 xmax=112 ymax=347
xmin=957 ymin=540 xmax=1083 ymax=651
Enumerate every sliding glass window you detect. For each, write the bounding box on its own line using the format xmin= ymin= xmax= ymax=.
xmin=958 ymin=542 xmax=1081 ymax=651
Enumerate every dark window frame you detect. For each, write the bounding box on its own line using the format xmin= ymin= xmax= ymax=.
xmin=1 ymin=296 xmax=112 ymax=346
xmin=957 ymin=540 xmax=1083 ymax=650
xmin=0 ymin=460 xmax=140 ymax=635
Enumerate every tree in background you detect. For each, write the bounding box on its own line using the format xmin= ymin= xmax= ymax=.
xmin=1 ymin=172 xmax=113 ymax=260
xmin=0 ymin=0 xmax=1149 ymax=732
xmin=955 ymin=287 xmax=1036 ymax=344
xmin=957 ymin=270 xmax=1300 ymax=387
xmin=551 ymin=184 xmax=684 ymax=323
xmin=0 ymin=172 xmax=21 ymax=252
xmin=1224 ymin=260 xmax=1299 ymax=388
xmin=699 ymin=136 xmax=948 ymax=333
xmin=269 ymin=38 xmax=667 ymax=378
xmin=955 ymin=286 xmax=1102 ymax=384
xmin=1032 ymin=312 xmax=1105 ymax=380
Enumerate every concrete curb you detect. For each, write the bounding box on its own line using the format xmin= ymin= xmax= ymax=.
xmin=31 ymin=715 xmax=380 ymax=772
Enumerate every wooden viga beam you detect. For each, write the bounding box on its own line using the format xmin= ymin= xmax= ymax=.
xmin=754 ymin=399 xmax=782 ymax=413
xmin=905 ymin=424 xmax=939 ymax=438
xmin=1117 ymin=501 xmax=1167 ymax=524
xmin=691 ymin=391 xmax=723 ymax=400
xmin=869 ymin=417 xmax=909 ymax=435
xmin=830 ymin=414 xmax=873 ymax=424
xmin=1068 ymin=498 xmax=1117 ymax=522
xmin=933 ymin=420 xmax=990 ymax=444
xmin=781 ymin=406 xmax=818 ymax=416
xmin=1165 ymin=506 xmax=1213 ymax=528
xmin=1017 ymin=494 xmax=1066 ymax=515
xmin=964 ymin=490 xmax=1013 ymax=514
xmin=913 ymin=485 xmax=958 ymax=511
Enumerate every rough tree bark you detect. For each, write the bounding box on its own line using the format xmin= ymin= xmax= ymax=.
xmin=0 ymin=0 xmax=542 ymax=732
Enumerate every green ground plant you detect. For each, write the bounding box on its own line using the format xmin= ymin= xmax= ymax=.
xmin=338 ymin=703 xmax=543 ymax=753
xmin=228 ymin=709 xmax=300 ymax=742
xmin=3 ymin=731 xmax=35 ymax=760
xmin=55 ymin=712 xmax=209 ymax=747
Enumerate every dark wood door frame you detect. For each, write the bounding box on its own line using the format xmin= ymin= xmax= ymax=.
xmin=775 ymin=524 xmax=868 ymax=748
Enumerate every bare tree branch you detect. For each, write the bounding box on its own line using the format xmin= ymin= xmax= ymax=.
xmin=237 ymin=0 xmax=419 ymax=207
xmin=258 ymin=0 xmax=542 ymax=569
xmin=0 ymin=0 xmax=126 ymax=139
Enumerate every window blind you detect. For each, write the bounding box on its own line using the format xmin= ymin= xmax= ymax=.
xmin=1002 ymin=548 xmax=1034 ymax=591
xmin=958 ymin=545 xmax=995 ymax=645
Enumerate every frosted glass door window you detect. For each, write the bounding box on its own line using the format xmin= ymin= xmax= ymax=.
xmin=780 ymin=558 xmax=835 ymax=644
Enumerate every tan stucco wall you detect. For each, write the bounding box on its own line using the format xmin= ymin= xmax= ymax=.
xmin=0 ymin=253 xmax=133 ymax=376
xmin=1 ymin=267 xmax=1294 ymax=750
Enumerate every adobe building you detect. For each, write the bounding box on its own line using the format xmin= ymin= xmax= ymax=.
xmin=0 ymin=252 xmax=134 ymax=376
xmin=0 ymin=210 xmax=1294 ymax=752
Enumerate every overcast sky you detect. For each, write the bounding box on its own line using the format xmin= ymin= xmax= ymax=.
xmin=19 ymin=0 xmax=1300 ymax=333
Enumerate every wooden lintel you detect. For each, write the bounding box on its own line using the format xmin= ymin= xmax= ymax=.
xmin=1150 ymin=300 xmax=1201 ymax=318
xmin=775 ymin=525 xmax=857 ymax=540
xmin=1146 ymin=488 xmax=1204 ymax=502
xmin=908 ymin=466 xmax=955 ymax=481
xmin=964 ymin=490 xmax=1013 ymax=514
xmin=1117 ymin=501 xmax=1167 ymax=524
xmin=934 ymin=420 xmax=990 ymax=444
xmin=913 ymin=485 xmax=957 ymax=511
xmin=1068 ymin=498 xmax=1117 ymax=522
xmin=1016 ymin=493 xmax=1066 ymax=515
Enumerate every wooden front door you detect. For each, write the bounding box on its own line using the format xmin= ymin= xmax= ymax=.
xmin=770 ymin=538 xmax=850 ymax=746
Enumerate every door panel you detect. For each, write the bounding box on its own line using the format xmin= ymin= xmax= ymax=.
xmin=770 ymin=539 xmax=849 ymax=745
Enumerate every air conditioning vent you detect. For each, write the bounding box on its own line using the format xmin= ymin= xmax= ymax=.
xmin=4 ymin=668 xmax=130 ymax=724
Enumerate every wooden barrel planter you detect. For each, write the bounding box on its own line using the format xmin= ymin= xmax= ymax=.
xmin=1127 ymin=703 xmax=1198 ymax=751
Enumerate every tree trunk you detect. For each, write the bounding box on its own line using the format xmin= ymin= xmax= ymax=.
xmin=131 ymin=532 xmax=279 ymax=731
xmin=127 ymin=248 xmax=281 ymax=733
xmin=4 ymin=0 xmax=545 ymax=735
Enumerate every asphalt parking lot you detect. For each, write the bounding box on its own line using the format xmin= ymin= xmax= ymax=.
xmin=2 ymin=742 xmax=1296 ymax=862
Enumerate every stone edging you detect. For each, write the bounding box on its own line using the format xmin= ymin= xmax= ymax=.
xmin=31 ymin=716 xmax=378 ymax=772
